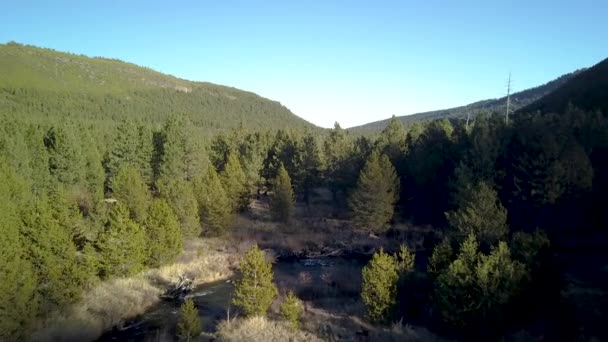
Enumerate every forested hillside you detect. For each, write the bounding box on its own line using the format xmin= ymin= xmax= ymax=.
xmin=1 ymin=42 xmax=607 ymax=341
xmin=520 ymin=57 xmax=608 ymax=114
xmin=350 ymin=69 xmax=579 ymax=133
xmin=0 ymin=42 xmax=315 ymax=131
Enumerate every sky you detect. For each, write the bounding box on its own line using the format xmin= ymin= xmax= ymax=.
xmin=1 ymin=1 xmax=607 ymax=128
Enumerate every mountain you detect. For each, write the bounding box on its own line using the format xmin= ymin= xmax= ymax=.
xmin=0 ymin=42 xmax=316 ymax=131
xmin=519 ymin=58 xmax=608 ymax=115
xmin=349 ymin=70 xmax=581 ymax=134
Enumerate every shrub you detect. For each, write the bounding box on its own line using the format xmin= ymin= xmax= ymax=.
xmin=361 ymin=248 xmax=400 ymax=322
xmin=177 ymin=298 xmax=202 ymax=341
xmin=433 ymin=234 xmax=527 ymax=330
xmin=280 ymin=291 xmax=303 ymax=330
xmin=232 ymin=244 xmax=278 ymax=316
xmin=427 ymin=238 xmax=453 ymax=279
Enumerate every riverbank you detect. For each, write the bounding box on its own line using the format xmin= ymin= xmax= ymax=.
xmin=32 ymin=238 xmax=237 ymax=342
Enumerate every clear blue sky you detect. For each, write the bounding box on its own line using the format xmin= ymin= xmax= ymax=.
xmin=1 ymin=1 xmax=606 ymax=127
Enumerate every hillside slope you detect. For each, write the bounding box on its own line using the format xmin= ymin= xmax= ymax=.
xmin=350 ymin=70 xmax=579 ymax=134
xmin=0 ymin=42 xmax=315 ymax=131
xmin=519 ymin=58 xmax=608 ymax=115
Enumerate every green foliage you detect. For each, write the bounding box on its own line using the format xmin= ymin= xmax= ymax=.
xmin=0 ymin=43 xmax=316 ymax=132
xmin=221 ymin=152 xmax=249 ymax=212
xmin=396 ymin=244 xmax=415 ymax=273
xmin=433 ymin=234 xmax=527 ymax=328
xmin=348 ymin=151 xmax=399 ymax=232
xmin=158 ymin=178 xmax=201 ymax=238
xmin=428 ymin=238 xmax=454 ymax=279
xmin=112 ymin=164 xmax=151 ymax=223
xmin=194 ymin=166 xmax=233 ymax=235
xmin=361 ymin=248 xmax=400 ymax=322
xmin=299 ymin=131 xmax=323 ymax=202
xmin=144 ymin=199 xmax=183 ymax=267
xmin=44 ymin=125 xmax=86 ymax=185
xmin=270 ymin=164 xmax=295 ymax=222
xmin=20 ymin=192 xmax=90 ymax=312
xmin=96 ymin=203 xmax=147 ymax=278
xmin=233 ymin=244 xmax=278 ymax=317
xmin=177 ymin=298 xmax=202 ymax=341
xmin=280 ymin=291 xmax=303 ymax=330
xmin=105 ymin=120 xmax=153 ymax=187
xmin=510 ymin=230 xmax=550 ymax=269
xmin=323 ymin=122 xmax=355 ymax=198
xmin=446 ymin=182 xmax=508 ymax=244
xmin=0 ymin=161 xmax=39 ymax=340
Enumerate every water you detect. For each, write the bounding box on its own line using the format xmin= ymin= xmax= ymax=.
xmin=97 ymin=257 xmax=365 ymax=341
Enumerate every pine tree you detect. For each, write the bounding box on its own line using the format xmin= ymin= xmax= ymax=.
xmin=445 ymin=182 xmax=508 ymax=245
xmin=270 ymin=164 xmax=295 ymax=222
xmin=299 ymin=131 xmax=322 ymax=204
xmin=20 ymin=193 xmax=89 ymax=312
xmin=0 ymin=161 xmax=39 ymax=340
xmin=323 ymin=122 xmax=354 ymax=199
xmin=233 ymin=244 xmax=278 ymax=317
xmin=428 ymin=238 xmax=454 ymax=279
xmin=361 ymin=248 xmax=400 ymax=322
xmin=158 ymin=178 xmax=201 ymax=238
xmin=112 ymin=164 xmax=151 ymax=223
xmin=96 ymin=203 xmax=148 ymax=278
xmin=280 ymin=291 xmax=303 ymax=330
xmin=177 ymin=298 xmax=202 ymax=341
xmin=433 ymin=234 xmax=526 ymax=329
xmin=144 ymin=199 xmax=183 ymax=267
xmin=44 ymin=125 xmax=86 ymax=185
xmin=194 ymin=166 xmax=233 ymax=235
xmin=220 ymin=152 xmax=248 ymax=212
xmin=104 ymin=120 xmax=147 ymax=189
xmin=348 ymin=151 xmax=400 ymax=232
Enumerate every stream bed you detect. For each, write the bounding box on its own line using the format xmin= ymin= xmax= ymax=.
xmin=98 ymin=257 xmax=366 ymax=341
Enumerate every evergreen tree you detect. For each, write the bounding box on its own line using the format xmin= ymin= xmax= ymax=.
xmin=323 ymin=122 xmax=354 ymax=199
xmin=299 ymin=131 xmax=322 ymax=203
xmin=361 ymin=248 xmax=400 ymax=322
xmin=44 ymin=125 xmax=85 ymax=185
xmin=446 ymin=182 xmax=508 ymax=244
xmin=177 ymin=298 xmax=202 ymax=341
xmin=158 ymin=178 xmax=201 ymax=238
xmin=270 ymin=164 xmax=295 ymax=222
xmin=20 ymin=193 xmax=89 ymax=312
xmin=220 ymin=152 xmax=248 ymax=212
xmin=233 ymin=244 xmax=278 ymax=317
xmin=112 ymin=164 xmax=151 ymax=223
xmin=434 ymin=234 xmax=526 ymax=329
xmin=348 ymin=151 xmax=400 ymax=232
xmin=280 ymin=291 xmax=303 ymax=330
xmin=105 ymin=119 xmax=144 ymax=188
xmin=0 ymin=161 xmax=39 ymax=340
xmin=194 ymin=166 xmax=233 ymax=235
xmin=376 ymin=116 xmax=407 ymax=167
xmin=144 ymin=199 xmax=183 ymax=267
xmin=96 ymin=203 xmax=147 ymax=278
xmin=428 ymin=238 xmax=454 ymax=279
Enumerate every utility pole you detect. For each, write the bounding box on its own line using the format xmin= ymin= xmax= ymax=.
xmin=505 ymin=73 xmax=512 ymax=125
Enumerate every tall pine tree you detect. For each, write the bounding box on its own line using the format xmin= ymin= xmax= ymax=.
xmin=348 ymin=151 xmax=400 ymax=232
xmin=144 ymin=199 xmax=183 ymax=267
xmin=96 ymin=203 xmax=147 ymax=278
xmin=270 ymin=164 xmax=295 ymax=222
xmin=194 ymin=166 xmax=233 ymax=235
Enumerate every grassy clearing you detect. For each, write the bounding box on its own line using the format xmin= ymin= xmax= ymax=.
xmin=32 ymin=238 xmax=236 ymax=342
xmin=216 ymin=316 xmax=323 ymax=342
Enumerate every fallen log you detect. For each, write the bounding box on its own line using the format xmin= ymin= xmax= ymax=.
xmin=161 ymin=274 xmax=194 ymax=301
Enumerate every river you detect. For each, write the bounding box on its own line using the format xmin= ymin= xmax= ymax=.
xmin=97 ymin=257 xmax=366 ymax=341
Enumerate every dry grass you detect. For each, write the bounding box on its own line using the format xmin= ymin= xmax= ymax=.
xmin=216 ymin=316 xmax=323 ymax=342
xmin=32 ymin=238 xmax=236 ymax=342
